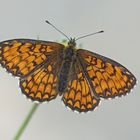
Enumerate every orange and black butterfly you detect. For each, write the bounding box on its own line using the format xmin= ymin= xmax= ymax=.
xmin=0 ymin=21 xmax=136 ymax=112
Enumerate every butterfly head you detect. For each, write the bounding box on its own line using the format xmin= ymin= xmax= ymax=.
xmin=68 ymin=38 xmax=76 ymax=48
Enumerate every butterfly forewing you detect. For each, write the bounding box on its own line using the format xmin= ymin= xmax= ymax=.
xmin=77 ymin=49 xmax=136 ymax=99
xmin=0 ymin=39 xmax=64 ymax=77
xmin=62 ymin=58 xmax=100 ymax=112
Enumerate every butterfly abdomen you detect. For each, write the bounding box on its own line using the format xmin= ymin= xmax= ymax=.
xmin=58 ymin=47 xmax=75 ymax=94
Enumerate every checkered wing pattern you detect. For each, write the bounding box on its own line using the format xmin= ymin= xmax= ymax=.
xmin=0 ymin=39 xmax=64 ymax=101
xmin=0 ymin=39 xmax=63 ymax=77
xmin=77 ymin=49 xmax=136 ymax=99
xmin=62 ymin=58 xmax=100 ymax=112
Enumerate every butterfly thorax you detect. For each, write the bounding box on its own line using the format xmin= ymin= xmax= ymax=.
xmin=58 ymin=38 xmax=76 ymax=94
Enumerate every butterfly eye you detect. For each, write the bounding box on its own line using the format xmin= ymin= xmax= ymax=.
xmin=68 ymin=38 xmax=76 ymax=47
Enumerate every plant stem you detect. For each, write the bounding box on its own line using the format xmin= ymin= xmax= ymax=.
xmin=13 ymin=103 xmax=39 ymax=140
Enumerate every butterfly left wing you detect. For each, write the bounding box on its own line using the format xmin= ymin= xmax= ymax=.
xmin=20 ymin=53 xmax=62 ymax=101
xmin=62 ymin=58 xmax=100 ymax=112
xmin=0 ymin=39 xmax=65 ymax=101
xmin=77 ymin=49 xmax=136 ymax=99
xmin=0 ymin=39 xmax=64 ymax=77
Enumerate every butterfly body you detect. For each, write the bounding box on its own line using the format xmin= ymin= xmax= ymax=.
xmin=0 ymin=38 xmax=136 ymax=112
xmin=58 ymin=40 xmax=76 ymax=94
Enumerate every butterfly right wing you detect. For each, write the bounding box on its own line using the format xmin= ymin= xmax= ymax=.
xmin=62 ymin=58 xmax=100 ymax=112
xmin=77 ymin=49 xmax=136 ymax=99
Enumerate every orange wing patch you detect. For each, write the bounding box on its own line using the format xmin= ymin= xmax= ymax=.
xmin=0 ymin=39 xmax=63 ymax=77
xmin=20 ymin=56 xmax=61 ymax=101
xmin=62 ymin=60 xmax=100 ymax=112
xmin=77 ymin=49 xmax=136 ymax=99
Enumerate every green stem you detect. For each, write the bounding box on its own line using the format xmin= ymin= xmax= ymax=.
xmin=13 ymin=103 xmax=39 ymax=140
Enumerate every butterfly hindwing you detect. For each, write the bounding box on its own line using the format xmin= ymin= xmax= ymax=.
xmin=0 ymin=39 xmax=64 ymax=77
xmin=20 ymin=57 xmax=60 ymax=102
xmin=62 ymin=58 xmax=100 ymax=112
xmin=77 ymin=49 xmax=136 ymax=99
xmin=20 ymin=46 xmax=64 ymax=101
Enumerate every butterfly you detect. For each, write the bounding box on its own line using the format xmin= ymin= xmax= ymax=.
xmin=0 ymin=20 xmax=137 ymax=112
xmin=0 ymin=36 xmax=136 ymax=113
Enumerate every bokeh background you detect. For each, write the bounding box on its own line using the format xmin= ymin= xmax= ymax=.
xmin=0 ymin=0 xmax=139 ymax=140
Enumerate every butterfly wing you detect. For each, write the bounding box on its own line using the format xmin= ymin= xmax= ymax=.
xmin=0 ymin=39 xmax=64 ymax=101
xmin=62 ymin=58 xmax=100 ymax=112
xmin=20 ymin=53 xmax=63 ymax=101
xmin=77 ymin=49 xmax=136 ymax=99
xmin=0 ymin=39 xmax=64 ymax=77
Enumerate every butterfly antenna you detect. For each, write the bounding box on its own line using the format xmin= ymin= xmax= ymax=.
xmin=75 ymin=30 xmax=104 ymax=41
xmin=45 ymin=20 xmax=70 ymax=40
